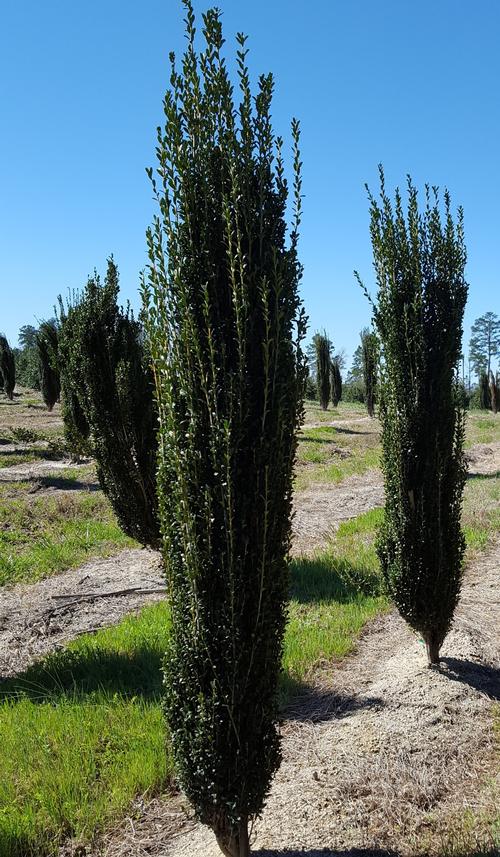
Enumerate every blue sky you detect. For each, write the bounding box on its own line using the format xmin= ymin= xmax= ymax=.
xmin=1 ymin=0 xmax=499 ymax=370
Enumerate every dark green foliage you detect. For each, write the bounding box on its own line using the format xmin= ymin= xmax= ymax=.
xmin=330 ymin=357 xmax=342 ymax=406
xmin=57 ymin=297 xmax=92 ymax=457
xmin=36 ymin=320 xmax=61 ymax=411
xmin=360 ymin=327 xmax=378 ymax=417
xmin=315 ymin=331 xmax=332 ymax=410
xmin=469 ymin=311 xmax=500 ymax=379
xmin=0 ymin=335 xmax=15 ymax=399
xmin=357 ymin=169 xmax=468 ymax=665
xmin=489 ymin=371 xmax=498 ymax=414
xmin=58 ymin=261 xmax=159 ymax=549
xmin=13 ymin=346 xmax=40 ymax=389
xmin=479 ymin=372 xmax=490 ymax=410
xmin=142 ymin=5 xmax=306 ymax=854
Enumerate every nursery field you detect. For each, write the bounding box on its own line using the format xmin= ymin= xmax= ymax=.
xmin=0 ymin=389 xmax=499 ymax=856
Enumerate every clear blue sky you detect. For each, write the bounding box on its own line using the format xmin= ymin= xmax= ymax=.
xmin=1 ymin=0 xmax=499 ymax=370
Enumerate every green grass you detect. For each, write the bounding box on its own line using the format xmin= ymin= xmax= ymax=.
xmin=0 ymin=493 xmax=134 ymax=586
xmin=465 ymin=411 xmax=500 ymax=447
xmin=296 ymin=423 xmax=381 ymax=490
xmin=0 ymin=537 xmax=386 ymax=856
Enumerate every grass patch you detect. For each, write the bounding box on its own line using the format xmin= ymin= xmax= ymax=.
xmin=0 ymin=493 xmax=134 ymax=586
xmin=465 ymin=411 xmax=500 ymax=447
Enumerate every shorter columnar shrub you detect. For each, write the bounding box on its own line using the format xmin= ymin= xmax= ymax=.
xmin=315 ymin=332 xmax=332 ymax=410
xmin=36 ymin=320 xmax=61 ymax=411
xmin=0 ymin=335 xmax=15 ymax=400
xmin=58 ymin=261 xmax=159 ymax=548
xmin=357 ymin=169 xmax=468 ymax=665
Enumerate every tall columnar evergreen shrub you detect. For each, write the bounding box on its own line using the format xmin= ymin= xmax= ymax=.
xmin=58 ymin=261 xmax=159 ymax=548
xmin=479 ymin=371 xmax=490 ymax=410
xmin=357 ymin=170 xmax=468 ymax=665
xmin=57 ymin=297 xmax=92 ymax=457
xmin=142 ymin=5 xmax=306 ymax=854
xmin=488 ymin=371 xmax=498 ymax=414
xmin=36 ymin=320 xmax=61 ymax=411
xmin=330 ymin=357 xmax=342 ymax=406
xmin=0 ymin=335 xmax=15 ymax=399
xmin=360 ymin=328 xmax=378 ymax=417
xmin=315 ymin=332 xmax=331 ymax=410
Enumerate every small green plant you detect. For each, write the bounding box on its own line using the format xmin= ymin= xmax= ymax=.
xmin=357 ymin=168 xmax=468 ymax=665
xmin=9 ymin=426 xmax=42 ymax=443
xmin=143 ymin=4 xmax=306 ymax=854
xmin=0 ymin=334 xmax=15 ymax=400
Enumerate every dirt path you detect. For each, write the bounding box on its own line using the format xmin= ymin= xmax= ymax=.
xmin=292 ymin=470 xmax=384 ymax=554
xmin=98 ymin=539 xmax=499 ymax=857
xmin=0 ymin=549 xmax=165 ymax=677
xmin=0 ymin=457 xmax=91 ymax=483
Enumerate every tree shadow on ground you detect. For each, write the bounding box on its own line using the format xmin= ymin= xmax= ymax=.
xmin=252 ymin=849 xmax=400 ymax=856
xmin=35 ymin=474 xmax=99 ymax=492
xmin=466 ymin=470 xmax=499 ymax=480
xmin=283 ymin=682 xmax=384 ymax=724
xmin=290 ymin=555 xmax=383 ymax=606
xmin=439 ymin=657 xmax=500 ymax=701
xmin=0 ymin=643 xmax=165 ymax=703
xmin=332 ymin=426 xmax=375 ymax=436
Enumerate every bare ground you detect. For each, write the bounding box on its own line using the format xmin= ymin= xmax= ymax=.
xmin=292 ymin=470 xmax=384 ymax=555
xmin=94 ymin=539 xmax=499 ymax=857
xmin=0 ymin=549 xmax=165 ymax=677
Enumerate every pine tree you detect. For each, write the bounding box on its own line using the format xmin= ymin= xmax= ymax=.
xmin=315 ymin=331 xmax=332 ymax=410
xmin=36 ymin=320 xmax=61 ymax=411
xmin=142 ymin=4 xmax=306 ymax=854
xmin=357 ymin=169 xmax=468 ymax=666
xmin=58 ymin=261 xmax=160 ymax=548
xmin=360 ymin=327 xmax=378 ymax=417
xmin=0 ymin=335 xmax=15 ymax=400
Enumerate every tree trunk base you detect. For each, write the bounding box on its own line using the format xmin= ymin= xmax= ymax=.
xmin=425 ymin=638 xmax=441 ymax=666
xmin=215 ymin=818 xmax=250 ymax=857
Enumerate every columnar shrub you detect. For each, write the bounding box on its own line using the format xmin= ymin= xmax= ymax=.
xmin=142 ymin=5 xmax=306 ymax=855
xmin=331 ymin=357 xmax=342 ymax=406
xmin=315 ymin=332 xmax=331 ymax=410
xmin=36 ymin=320 xmax=61 ymax=411
xmin=358 ymin=170 xmax=468 ymax=665
xmin=479 ymin=371 xmax=490 ymax=410
xmin=361 ymin=328 xmax=378 ymax=417
xmin=0 ymin=335 xmax=15 ymax=399
xmin=488 ymin=370 xmax=497 ymax=414
xmin=58 ymin=261 xmax=159 ymax=548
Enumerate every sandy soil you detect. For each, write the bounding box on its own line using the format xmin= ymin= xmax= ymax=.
xmin=0 ymin=549 xmax=165 ymax=677
xmin=292 ymin=470 xmax=384 ymax=555
xmin=465 ymin=440 xmax=500 ymax=476
xmin=95 ymin=539 xmax=499 ymax=857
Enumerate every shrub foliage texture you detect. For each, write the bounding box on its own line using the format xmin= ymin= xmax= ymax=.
xmin=36 ymin=320 xmax=61 ymax=411
xmin=315 ymin=331 xmax=331 ymax=410
xmin=361 ymin=327 xmax=378 ymax=417
xmin=0 ymin=335 xmax=15 ymax=399
xmin=142 ymin=4 xmax=306 ymax=855
xmin=59 ymin=261 xmax=159 ymax=548
xmin=358 ymin=169 xmax=468 ymax=665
